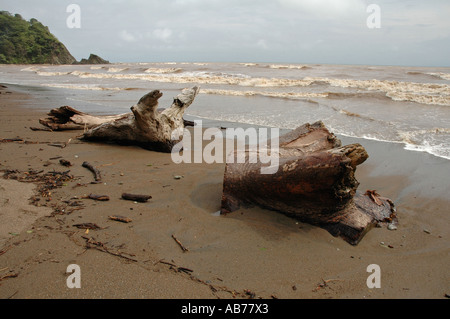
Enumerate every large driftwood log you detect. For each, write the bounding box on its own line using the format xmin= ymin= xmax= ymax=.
xmin=38 ymin=87 xmax=200 ymax=152
xmin=220 ymin=121 xmax=397 ymax=245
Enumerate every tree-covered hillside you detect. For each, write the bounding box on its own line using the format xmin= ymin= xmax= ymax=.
xmin=0 ymin=11 xmax=76 ymax=64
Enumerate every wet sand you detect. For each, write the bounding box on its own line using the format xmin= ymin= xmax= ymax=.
xmin=0 ymin=84 xmax=448 ymax=299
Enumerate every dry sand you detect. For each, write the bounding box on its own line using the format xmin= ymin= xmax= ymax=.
xmin=0 ymin=84 xmax=448 ymax=299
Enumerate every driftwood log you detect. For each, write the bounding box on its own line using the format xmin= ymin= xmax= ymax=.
xmin=38 ymin=87 xmax=200 ymax=152
xmin=220 ymin=121 xmax=397 ymax=245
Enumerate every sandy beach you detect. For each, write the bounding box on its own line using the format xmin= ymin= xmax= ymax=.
xmin=0 ymin=84 xmax=449 ymax=300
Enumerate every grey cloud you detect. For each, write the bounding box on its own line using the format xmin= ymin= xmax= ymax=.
xmin=1 ymin=0 xmax=449 ymax=66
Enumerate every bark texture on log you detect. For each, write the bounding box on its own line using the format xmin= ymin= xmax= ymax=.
xmin=220 ymin=121 xmax=396 ymax=245
xmin=38 ymin=87 xmax=200 ymax=152
xmin=39 ymin=106 xmax=127 ymax=131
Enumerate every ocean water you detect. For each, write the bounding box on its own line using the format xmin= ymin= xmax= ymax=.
xmin=0 ymin=62 xmax=449 ymax=160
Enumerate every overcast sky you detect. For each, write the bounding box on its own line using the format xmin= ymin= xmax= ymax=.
xmin=2 ymin=0 xmax=450 ymax=66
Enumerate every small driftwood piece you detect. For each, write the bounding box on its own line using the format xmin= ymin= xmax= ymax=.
xmin=121 ymin=193 xmax=152 ymax=202
xmin=172 ymin=234 xmax=189 ymax=252
xmin=82 ymin=161 xmax=102 ymax=183
xmin=38 ymin=87 xmax=200 ymax=152
xmin=73 ymin=223 xmax=102 ymax=230
xmin=59 ymin=159 xmax=72 ymax=167
xmin=220 ymin=121 xmax=397 ymax=245
xmin=0 ymin=138 xmax=24 ymax=143
xmin=85 ymin=194 xmax=110 ymax=201
xmin=81 ymin=236 xmax=137 ymax=262
xmin=109 ymin=215 xmax=132 ymax=223
xmin=157 ymin=260 xmax=194 ymax=274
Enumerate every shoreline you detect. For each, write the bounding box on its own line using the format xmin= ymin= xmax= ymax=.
xmin=0 ymin=84 xmax=449 ymax=299
xmin=6 ymin=80 xmax=450 ymax=164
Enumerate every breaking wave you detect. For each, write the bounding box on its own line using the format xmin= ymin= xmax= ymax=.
xmin=41 ymin=83 xmax=139 ymax=91
xmin=107 ymin=67 xmax=129 ymax=73
xmin=36 ymin=71 xmax=71 ymax=76
xmin=407 ymin=71 xmax=450 ymax=81
xmin=399 ymin=128 xmax=450 ymax=160
xmin=319 ymin=77 xmax=450 ymax=106
xmin=267 ymin=64 xmax=311 ymax=70
xmin=21 ymin=66 xmax=41 ymax=72
xmin=200 ymin=88 xmax=328 ymax=99
xmin=144 ymin=67 xmax=183 ymax=74
xmin=426 ymin=72 xmax=450 ymax=81
xmin=9 ymin=62 xmax=450 ymax=162
xmin=34 ymin=68 xmax=450 ymax=106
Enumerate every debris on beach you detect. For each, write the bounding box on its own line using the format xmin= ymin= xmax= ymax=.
xmin=0 ymin=272 xmax=18 ymax=282
xmin=220 ymin=121 xmax=397 ymax=246
xmin=172 ymin=234 xmax=189 ymax=252
xmin=157 ymin=260 xmax=193 ymax=275
xmin=73 ymin=223 xmax=102 ymax=230
xmin=313 ymin=278 xmax=344 ymax=292
xmin=2 ymin=168 xmax=73 ymax=201
xmin=121 ymin=193 xmax=152 ymax=203
xmin=37 ymin=86 xmax=200 ymax=153
xmin=84 ymin=194 xmax=110 ymax=201
xmin=82 ymin=161 xmax=102 ymax=183
xmin=387 ymin=223 xmax=398 ymax=231
xmin=81 ymin=236 xmax=137 ymax=262
xmin=108 ymin=215 xmax=132 ymax=223
xmin=59 ymin=159 xmax=72 ymax=167
xmin=0 ymin=138 xmax=24 ymax=143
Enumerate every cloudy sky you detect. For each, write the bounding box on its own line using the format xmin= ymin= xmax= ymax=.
xmin=2 ymin=0 xmax=450 ymax=66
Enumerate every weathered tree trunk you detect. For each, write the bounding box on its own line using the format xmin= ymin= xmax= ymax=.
xmin=39 ymin=106 xmax=128 ymax=131
xmin=220 ymin=121 xmax=396 ymax=245
xmin=38 ymin=87 xmax=200 ymax=152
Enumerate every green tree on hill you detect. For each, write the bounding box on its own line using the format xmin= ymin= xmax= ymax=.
xmin=0 ymin=11 xmax=76 ymax=64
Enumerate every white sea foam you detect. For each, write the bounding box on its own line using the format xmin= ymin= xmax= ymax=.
xmin=20 ymin=66 xmax=40 ymax=72
xmin=399 ymin=128 xmax=450 ymax=144
xmin=201 ymin=88 xmax=328 ymax=99
xmin=36 ymin=71 xmax=71 ymax=76
xmin=397 ymin=128 xmax=450 ymax=160
xmin=33 ymin=68 xmax=450 ymax=106
xmin=107 ymin=67 xmax=129 ymax=73
xmin=144 ymin=67 xmax=182 ymax=74
xmin=41 ymin=83 xmax=138 ymax=91
xmin=6 ymin=62 xmax=450 ymax=162
xmin=426 ymin=72 xmax=450 ymax=80
xmin=312 ymin=77 xmax=450 ymax=106
xmin=201 ymin=75 xmax=450 ymax=106
xmin=268 ymin=64 xmax=309 ymax=70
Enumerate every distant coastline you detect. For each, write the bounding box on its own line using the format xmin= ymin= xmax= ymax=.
xmin=0 ymin=11 xmax=108 ymax=65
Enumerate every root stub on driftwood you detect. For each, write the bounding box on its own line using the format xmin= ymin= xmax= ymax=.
xmin=38 ymin=86 xmax=200 ymax=152
xmin=220 ymin=121 xmax=397 ymax=245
